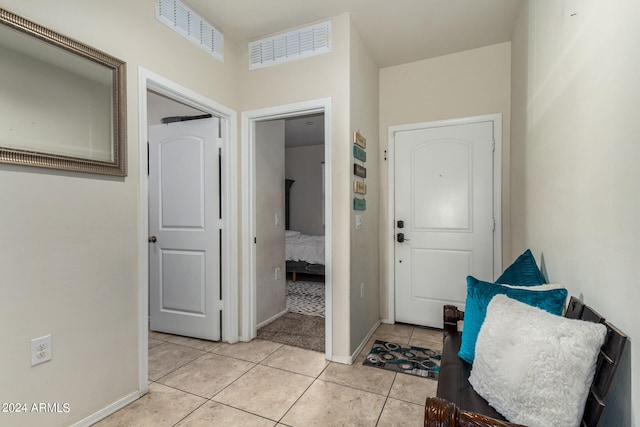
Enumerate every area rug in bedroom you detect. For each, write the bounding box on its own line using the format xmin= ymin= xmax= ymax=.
xmin=363 ymin=340 xmax=441 ymax=380
xmin=257 ymin=313 xmax=324 ymax=353
xmin=286 ymin=279 xmax=325 ymax=318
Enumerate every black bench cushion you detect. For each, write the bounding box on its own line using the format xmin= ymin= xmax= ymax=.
xmin=437 ymin=332 xmax=506 ymax=421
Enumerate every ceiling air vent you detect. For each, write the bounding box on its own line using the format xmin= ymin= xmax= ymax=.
xmin=156 ymin=0 xmax=224 ymax=62
xmin=249 ymin=21 xmax=331 ymax=70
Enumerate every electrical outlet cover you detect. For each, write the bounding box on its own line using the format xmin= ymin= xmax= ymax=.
xmin=31 ymin=335 xmax=52 ymax=366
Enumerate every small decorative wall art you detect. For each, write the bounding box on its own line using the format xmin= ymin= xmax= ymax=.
xmin=353 ymin=181 xmax=367 ymax=194
xmin=353 ymin=131 xmax=367 ymax=148
xmin=353 ymin=129 xmax=366 ymax=210
xmin=353 ymin=145 xmax=366 ymax=162
xmin=353 ymin=198 xmax=366 ymax=210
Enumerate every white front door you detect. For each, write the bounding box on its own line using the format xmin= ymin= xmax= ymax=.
xmin=149 ymin=117 xmax=221 ymax=340
xmin=394 ymin=119 xmax=496 ymax=327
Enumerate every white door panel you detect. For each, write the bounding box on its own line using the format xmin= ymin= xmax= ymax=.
xmin=149 ymin=118 xmax=220 ymax=340
xmin=412 ymin=141 xmax=471 ymax=230
xmin=161 ymin=250 xmax=206 ymax=314
xmin=395 ymin=120 xmax=495 ymax=327
xmin=410 ymin=248 xmax=471 ymax=301
xmin=159 ymin=139 xmax=206 ymax=229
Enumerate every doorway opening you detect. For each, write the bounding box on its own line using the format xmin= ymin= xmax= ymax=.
xmin=253 ymin=113 xmax=326 ymax=353
xmin=137 ymin=68 xmax=238 ymax=392
xmin=241 ymin=98 xmax=332 ymax=359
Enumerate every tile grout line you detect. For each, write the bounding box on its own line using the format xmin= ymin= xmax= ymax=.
xmin=175 ymin=363 xmax=275 ymax=422
xmin=376 ymin=370 xmax=400 ymax=425
xmin=276 ymin=375 xmax=320 ymax=425
xmin=169 ymin=397 xmax=209 ymax=427
xmin=309 ymin=376 xmax=394 ymax=399
xmin=275 ymin=352 xmax=333 ymax=424
xmin=207 ymin=362 xmax=308 ymax=425
xmin=150 ymin=344 xmax=209 ymax=383
xmin=207 ymin=340 xmax=284 ymax=363
xmin=374 ymin=325 xmax=414 ymax=426
xmin=141 ymin=326 xmax=436 ymax=425
xmin=206 ymin=361 xmax=261 ymax=402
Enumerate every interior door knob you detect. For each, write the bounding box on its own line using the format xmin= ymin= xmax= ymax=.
xmin=397 ymin=233 xmax=410 ymax=243
xmin=148 ymin=236 xmax=157 ymax=243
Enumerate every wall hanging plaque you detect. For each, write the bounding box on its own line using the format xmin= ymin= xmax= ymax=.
xmin=353 ymin=198 xmax=366 ymax=211
xmin=353 ymin=145 xmax=366 ymax=162
xmin=354 ymin=164 xmax=367 ymax=178
xmin=353 ymin=131 xmax=366 ymax=148
xmin=353 ymin=180 xmax=367 ymax=194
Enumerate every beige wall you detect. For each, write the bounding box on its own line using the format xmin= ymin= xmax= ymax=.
xmin=285 ymin=144 xmax=325 ymax=235
xmin=256 ymin=120 xmax=287 ymax=325
xmin=146 ymin=91 xmax=204 ymax=125
xmin=238 ymin=13 xmax=353 ymax=357
xmin=0 ymin=0 xmax=239 ymax=425
xmin=379 ymin=42 xmax=512 ymax=319
xmin=348 ymin=19 xmax=381 ymax=352
xmin=511 ymin=1 xmax=640 ymax=423
xmin=240 ymin=14 xmax=382 ymax=357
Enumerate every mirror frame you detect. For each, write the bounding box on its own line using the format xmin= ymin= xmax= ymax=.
xmin=0 ymin=8 xmax=127 ymax=176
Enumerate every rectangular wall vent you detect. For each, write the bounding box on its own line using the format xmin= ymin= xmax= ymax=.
xmin=157 ymin=0 xmax=224 ymax=62
xmin=249 ymin=21 xmax=331 ymax=70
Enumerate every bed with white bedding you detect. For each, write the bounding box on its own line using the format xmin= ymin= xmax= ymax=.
xmin=285 ymin=230 xmax=325 ymax=281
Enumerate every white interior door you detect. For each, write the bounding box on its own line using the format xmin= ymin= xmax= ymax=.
xmin=394 ymin=120 xmax=495 ymax=327
xmin=149 ymin=117 xmax=220 ymax=340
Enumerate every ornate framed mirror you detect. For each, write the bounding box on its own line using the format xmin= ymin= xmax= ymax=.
xmin=0 ymin=8 xmax=127 ymax=176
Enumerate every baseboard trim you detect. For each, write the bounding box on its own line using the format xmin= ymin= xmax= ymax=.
xmin=330 ymin=354 xmax=353 ymax=364
xmin=352 ymin=319 xmax=381 ymax=361
xmin=331 ymin=319 xmax=381 ymax=365
xmin=71 ymin=390 xmax=142 ymax=427
xmin=257 ymin=308 xmax=288 ymax=329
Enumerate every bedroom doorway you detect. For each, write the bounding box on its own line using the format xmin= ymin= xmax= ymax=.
xmin=254 ymin=113 xmax=326 ymax=353
xmin=241 ymin=98 xmax=332 ymax=359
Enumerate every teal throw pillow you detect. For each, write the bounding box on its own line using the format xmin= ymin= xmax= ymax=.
xmin=458 ymin=276 xmax=567 ymax=364
xmin=496 ymin=249 xmax=546 ymax=287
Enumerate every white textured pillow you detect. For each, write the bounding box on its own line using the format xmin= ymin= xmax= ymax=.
xmin=469 ymin=295 xmax=606 ymax=427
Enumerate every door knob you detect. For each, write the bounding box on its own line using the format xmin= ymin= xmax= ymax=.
xmin=397 ymin=233 xmax=410 ymax=243
xmin=148 ymin=236 xmax=157 ymax=243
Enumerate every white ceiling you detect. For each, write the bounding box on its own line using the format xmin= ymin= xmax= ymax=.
xmin=284 ymin=113 xmax=324 ymax=147
xmin=185 ymin=0 xmax=523 ymax=68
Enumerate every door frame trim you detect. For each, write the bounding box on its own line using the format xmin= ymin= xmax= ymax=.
xmin=386 ymin=113 xmax=502 ymax=323
xmin=240 ymin=98 xmax=333 ymax=360
xmin=137 ymin=67 xmax=239 ymax=394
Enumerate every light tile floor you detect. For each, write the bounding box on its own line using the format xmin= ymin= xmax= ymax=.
xmin=96 ymin=323 xmax=442 ymax=426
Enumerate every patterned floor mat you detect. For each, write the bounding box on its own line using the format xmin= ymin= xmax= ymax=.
xmin=286 ymin=280 xmax=325 ymax=318
xmin=363 ymin=340 xmax=441 ymax=379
